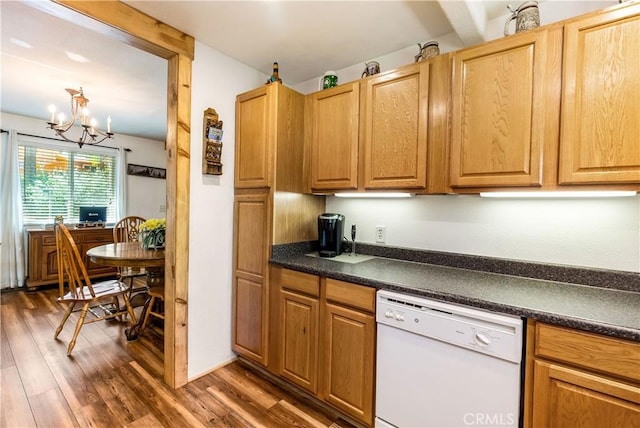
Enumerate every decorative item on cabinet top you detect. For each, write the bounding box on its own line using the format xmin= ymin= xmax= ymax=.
xmin=266 ymin=61 xmax=283 ymax=84
xmin=361 ymin=61 xmax=381 ymax=77
xmin=320 ymin=71 xmax=338 ymax=90
xmin=415 ymin=41 xmax=439 ymax=62
xmin=504 ymin=1 xmax=540 ymax=35
xmin=203 ymin=107 xmax=223 ymax=175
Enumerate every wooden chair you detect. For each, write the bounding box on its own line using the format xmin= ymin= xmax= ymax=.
xmin=138 ymin=284 xmax=165 ymax=337
xmin=113 ymin=215 xmax=146 ymax=243
xmin=54 ymin=223 xmax=136 ymax=355
xmin=112 ymin=216 xmax=147 ymax=286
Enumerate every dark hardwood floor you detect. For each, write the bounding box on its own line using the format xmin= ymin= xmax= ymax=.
xmin=1 ymin=286 xmax=354 ymax=427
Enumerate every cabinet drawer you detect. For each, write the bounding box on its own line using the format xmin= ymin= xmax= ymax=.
xmin=280 ymin=269 xmax=319 ymax=297
xmin=83 ymin=231 xmax=113 ymax=243
xmin=42 ymin=235 xmax=58 ymax=245
xmin=536 ymin=323 xmax=640 ymax=382
xmin=325 ymin=279 xmax=375 ymax=313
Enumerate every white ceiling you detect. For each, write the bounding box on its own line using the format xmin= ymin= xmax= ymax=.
xmin=1 ymin=1 xmax=168 ymax=141
xmin=1 ymin=1 xmax=521 ymax=142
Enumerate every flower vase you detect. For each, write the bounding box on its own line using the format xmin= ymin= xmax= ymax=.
xmin=139 ymin=218 xmax=166 ymax=250
xmin=140 ymin=230 xmax=165 ymax=250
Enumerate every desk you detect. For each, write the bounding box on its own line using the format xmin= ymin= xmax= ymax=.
xmin=87 ymin=242 xmax=165 ymax=340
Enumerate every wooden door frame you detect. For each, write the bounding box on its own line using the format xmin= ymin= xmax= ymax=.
xmin=33 ymin=0 xmax=194 ymax=388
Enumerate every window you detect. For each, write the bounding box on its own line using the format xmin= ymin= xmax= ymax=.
xmin=18 ymin=141 xmax=117 ymax=224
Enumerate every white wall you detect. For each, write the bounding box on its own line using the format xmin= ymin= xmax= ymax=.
xmin=122 ymin=136 xmax=167 ymax=220
xmin=0 ymin=111 xmax=166 ymax=219
xmin=187 ymin=41 xmax=266 ymax=379
xmin=328 ymin=195 xmax=640 ymax=273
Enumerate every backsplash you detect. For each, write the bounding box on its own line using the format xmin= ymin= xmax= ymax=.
xmin=326 ymin=194 xmax=640 ymax=273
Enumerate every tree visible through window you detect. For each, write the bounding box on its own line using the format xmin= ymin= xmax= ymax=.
xmin=18 ymin=144 xmax=117 ymax=224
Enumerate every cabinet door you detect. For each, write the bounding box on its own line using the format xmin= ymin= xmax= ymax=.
xmin=321 ymin=302 xmax=375 ymax=425
xmin=559 ymin=3 xmax=640 ymax=184
xmin=40 ymin=240 xmax=60 ymax=283
xmin=232 ymin=190 xmax=271 ymax=365
xmin=30 ymin=231 xmax=63 ymax=284
xmin=450 ymin=30 xmax=557 ymax=188
xmin=532 ymin=360 xmax=640 ymax=428
xmin=309 ymin=82 xmax=360 ymax=191
xmin=235 ymin=85 xmax=274 ymax=188
xmin=361 ymin=63 xmax=428 ymax=189
xmin=279 ymin=289 xmax=319 ymax=393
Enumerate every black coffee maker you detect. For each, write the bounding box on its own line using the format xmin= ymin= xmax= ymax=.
xmin=318 ymin=213 xmax=345 ymax=257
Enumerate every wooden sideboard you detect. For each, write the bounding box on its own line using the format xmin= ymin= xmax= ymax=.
xmin=26 ymin=227 xmax=117 ymax=290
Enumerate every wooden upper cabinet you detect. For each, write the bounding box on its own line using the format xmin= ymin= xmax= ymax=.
xmin=308 ymin=57 xmax=449 ymax=194
xmin=559 ymin=3 xmax=640 ymax=185
xmin=308 ymin=82 xmax=360 ymax=191
xmin=235 ymin=85 xmax=274 ymax=188
xmin=450 ymin=29 xmax=559 ymax=188
xmin=236 ymin=83 xmax=306 ymax=190
xmin=360 ymin=63 xmax=428 ymax=189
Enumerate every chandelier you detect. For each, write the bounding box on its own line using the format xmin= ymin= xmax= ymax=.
xmin=46 ymin=87 xmax=113 ymax=148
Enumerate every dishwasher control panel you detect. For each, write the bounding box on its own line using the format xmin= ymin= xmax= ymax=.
xmin=377 ymin=290 xmax=523 ymax=363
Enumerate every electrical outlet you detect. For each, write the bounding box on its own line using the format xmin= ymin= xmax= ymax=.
xmin=375 ymin=225 xmax=386 ymax=244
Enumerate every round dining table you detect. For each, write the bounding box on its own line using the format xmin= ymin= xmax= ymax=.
xmin=87 ymin=241 xmax=165 ymax=268
xmin=87 ymin=241 xmax=165 ymax=341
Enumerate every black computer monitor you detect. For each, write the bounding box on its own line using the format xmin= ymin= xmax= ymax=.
xmin=79 ymin=206 xmax=106 ymax=223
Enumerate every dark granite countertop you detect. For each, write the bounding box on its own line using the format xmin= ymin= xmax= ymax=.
xmin=271 ymin=243 xmax=640 ymax=342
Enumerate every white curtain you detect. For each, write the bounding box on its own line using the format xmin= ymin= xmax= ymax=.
xmin=0 ymin=130 xmax=25 ymax=289
xmin=116 ymin=146 xmax=127 ymax=220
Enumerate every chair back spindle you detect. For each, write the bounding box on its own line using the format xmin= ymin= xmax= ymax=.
xmin=113 ymin=216 xmax=146 ymax=243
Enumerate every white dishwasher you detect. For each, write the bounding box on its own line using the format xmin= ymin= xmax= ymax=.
xmin=375 ymin=290 xmax=524 ymax=428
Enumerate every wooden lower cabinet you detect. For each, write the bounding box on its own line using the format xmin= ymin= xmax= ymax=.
xmin=274 ymin=267 xmax=376 ymax=426
xmin=232 ymin=190 xmax=271 ymax=366
xmin=27 ymin=227 xmax=116 ymax=290
xmin=526 ymin=322 xmax=640 ymax=428
xmin=321 ymin=299 xmax=375 ymax=424
xmin=234 ymin=276 xmax=268 ymax=362
xmin=277 ymin=268 xmax=320 ymax=393
xmin=533 ymin=360 xmax=639 ymax=427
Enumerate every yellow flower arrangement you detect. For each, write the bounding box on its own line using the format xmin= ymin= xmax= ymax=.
xmin=139 ymin=218 xmax=166 ymax=249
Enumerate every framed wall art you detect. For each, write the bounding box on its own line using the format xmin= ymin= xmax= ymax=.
xmin=127 ymin=163 xmax=166 ymax=179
